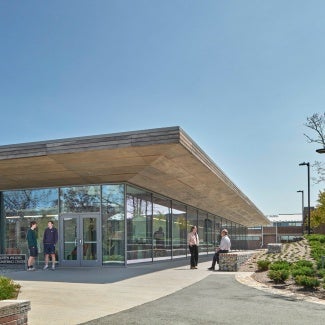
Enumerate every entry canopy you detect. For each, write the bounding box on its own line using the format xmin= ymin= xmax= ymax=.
xmin=0 ymin=126 xmax=268 ymax=227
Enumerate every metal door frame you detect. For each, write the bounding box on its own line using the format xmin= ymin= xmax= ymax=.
xmin=59 ymin=213 xmax=102 ymax=267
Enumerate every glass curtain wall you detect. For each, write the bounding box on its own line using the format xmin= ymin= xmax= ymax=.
xmin=152 ymin=196 xmax=171 ymax=261
xmin=171 ymin=201 xmax=187 ymax=258
xmin=0 ymin=183 xmax=250 ymax=265
xmin=3 ymin=188 xmax=59 ymax=263
xmin=126 ymin=185 xmax=152 ymax=263
xmin=101 ymin=184 xmax=125 ymax=264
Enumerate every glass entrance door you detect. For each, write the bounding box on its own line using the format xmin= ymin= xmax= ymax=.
xmin=59 ymin=213 xmax=101 ymax=266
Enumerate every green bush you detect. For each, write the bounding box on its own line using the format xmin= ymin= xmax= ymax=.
xmin=305 ymin=235 xmax=325 ymax=269
xmin=0 ymin=276 xmax=21 ymax=300
xmin=292 ymin=260 xmax=314 ymax=269
xmin=317 ymin=269 xmax=325 ymax=279
xmin=267 ymin=269 xmax=290 ymax=283
xmin=291 ymin=266 xmax=316 ymax=278
xmin=257 ymin=259 xmax=271 ymax=271
xmin=294 ymin=275 xmax=320 ymax=288
xmin=269 ymin=260 xmax=291 ymax=271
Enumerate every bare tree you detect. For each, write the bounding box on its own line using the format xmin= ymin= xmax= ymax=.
xmin=304 ymin=113 xmax=325 ymax=147
xmin=304 ymin=113 xmax=325 ymax=183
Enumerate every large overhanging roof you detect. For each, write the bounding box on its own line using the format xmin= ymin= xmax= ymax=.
xmin=0 ymin=126 xmax=268 ymax=226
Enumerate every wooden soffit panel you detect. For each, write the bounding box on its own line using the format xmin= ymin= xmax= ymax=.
xmin=0 ymin=126 xmax=268 ymax=226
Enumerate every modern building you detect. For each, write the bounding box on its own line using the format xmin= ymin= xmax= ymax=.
xmin=0 ymin=126 xmax=268 ymax=267
xmin=247 ymin=214 xmax=303 ymax=249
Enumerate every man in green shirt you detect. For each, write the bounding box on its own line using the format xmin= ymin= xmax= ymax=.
xmin=26 ymin=221 xmax=38 ymax=271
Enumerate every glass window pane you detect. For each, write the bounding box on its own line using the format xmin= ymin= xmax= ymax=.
xmin=101 ymin=184 xmax=125 ymax=264
xmin=60 ymin=186 xmax=100 ymax=213
xmin=126 ymin=185 xmax=152 ymax=263
xmin=152 ymin=196 xmax=171 ymax=261
xmin=4 ymin=188 xmax=59 ymax=264
xmin=63 ymin=217 xmax=77 ymax=260
xmin=83 ymin=218 xmax=97 ymax=260
xmin=172 ymin=201 xmax=187 ymax=258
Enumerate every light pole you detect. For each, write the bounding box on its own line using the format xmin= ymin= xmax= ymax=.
xmin=297 ymin=190 xmax=304 ymax=234
xmin=299 ymin=162 xmax=311 ymax=235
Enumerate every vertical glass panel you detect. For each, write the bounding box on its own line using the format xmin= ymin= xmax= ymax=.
xmin=126 ymin=185 xmax=152 ymax=263
xmin=152 ymin=196 xmax=171 ymax=261
xmin=206 ymin=214 xmax=214 ymax=253
xmin=187 ymin=208 xmax=197 ymax=257
xmin=83 ymin=217 xmax=97 ymax=260
xmin=198 ymin=210 xmax=208 ymax=254
xmin=101 ymin=184 xmax=125 ymax=264
xmin=215 ymin=217 xmax=222 ymax=245
xmin=60 ymin=186 xmax=100 ymax=213
xmin=172 ymin=201 xmax=187 ymax=258
xmin=63 ymin=217 xmax=77 ymax=260
xmin=4 ymin=188 xmax=59 ymax=263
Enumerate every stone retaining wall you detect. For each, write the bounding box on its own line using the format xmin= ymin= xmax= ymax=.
xmin=267 ymin=243 xmax=282 ymax=254
xmin=219 ymin=251 xmax=255 ymax=271
xmin=0 ymin=300 xmax=30 ymax=325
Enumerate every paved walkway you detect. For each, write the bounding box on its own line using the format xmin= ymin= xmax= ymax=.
xmin=4 ymin=257 xmax=325 ymax=325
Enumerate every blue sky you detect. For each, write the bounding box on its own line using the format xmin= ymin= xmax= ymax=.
xmin=1 ymin=1 xmax=325 ymax=215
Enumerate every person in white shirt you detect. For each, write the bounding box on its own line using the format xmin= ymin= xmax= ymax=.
xmin=187 ymin=226 xmax=199 ymax=269
xmin=208 ymin=229 xmax=231 ymax=271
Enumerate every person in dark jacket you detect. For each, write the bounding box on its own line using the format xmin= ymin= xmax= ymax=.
xmin=43 ymin=221 xmax=58 ymax=270
xmin=26 ymin=221 xmax=38 ymax=271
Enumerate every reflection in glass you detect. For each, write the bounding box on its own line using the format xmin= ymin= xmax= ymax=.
xmin=3 ymin=188 xmax=59 ymax=263
xmin=153 ymin=196 xmax=171 ymax=261
xmin=198 ymin=210 xmax=207 ymax=254
xmin=63 ymin=217 xmax=77 ymax=260
xmin=83 ymin=218 xmax=97 ymax=260
xmin=102 ymin=185 xmax=125 ymax=264
xmin=172 ymin=202 xmax=187 ymax=257
xmin=126 ymin=185 xmax=152 ymax=263
xmin=60 ymin=186 xmax=100 ymax=213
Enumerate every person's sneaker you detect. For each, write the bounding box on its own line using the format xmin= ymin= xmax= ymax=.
xmin=43 ymin=265 xmax=48 ymax=270
xmin=27 ymin=267 xmax=36 ymax=271
xmin=208 ymin=267 xmax=214 ymax=271
xmin=51 ymin=265 xmax=55 ymax=271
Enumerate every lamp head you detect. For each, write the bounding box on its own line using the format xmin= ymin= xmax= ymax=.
xmin=297 ymin=190 xmax=303 ymax=193
xmin=299 ymin=162 xmax=309 ymax=166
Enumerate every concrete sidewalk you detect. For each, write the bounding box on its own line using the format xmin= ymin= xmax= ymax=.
xmin=4 ymin=257 xmax=325 ymax=325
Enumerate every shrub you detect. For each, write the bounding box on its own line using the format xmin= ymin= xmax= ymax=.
xmin=0 ymin=276 xmax=21 ymax=300
xmin=257 ymin=260 xmax=271 ymax=271
xmin=291 ymin=266 xmax=316 ymax=278
xmin=317 ymin=269 xmax=325 ymax=279
xmin=267 ymin=269 xmax=290 ymax=283
xmin=269 ymin=260 xmax=291 ymax=271
xmin=294 ymin=275 xmax=320 ymax=289
xmin=292 ymin=260 xmax=313 ymax=269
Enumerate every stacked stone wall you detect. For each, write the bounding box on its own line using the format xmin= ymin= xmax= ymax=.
xmin=219 ymin=251 xmax=255 ymax=271
xmin=0 ymin=300 xmax=30 ymax=325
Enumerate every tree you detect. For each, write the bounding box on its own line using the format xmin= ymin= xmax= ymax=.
xmin=310 ymin=191 xmax=325 ymax=229
xmin=304 ymin=113 xmax=325 ymax=183
xmin=304 ymin=113 xmax=325 ymax=147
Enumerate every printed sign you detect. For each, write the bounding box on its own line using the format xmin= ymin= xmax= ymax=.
xmin=0 ymin=254 xmax=26 ymax=267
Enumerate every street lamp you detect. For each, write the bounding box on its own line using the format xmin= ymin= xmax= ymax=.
xmin=316 ymin=148 xmax=325 ymax=154
xmin=297 ymin=190 xmax=304 ymax=234
xmin=299 ymin=162 xmax=311 ymax=235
